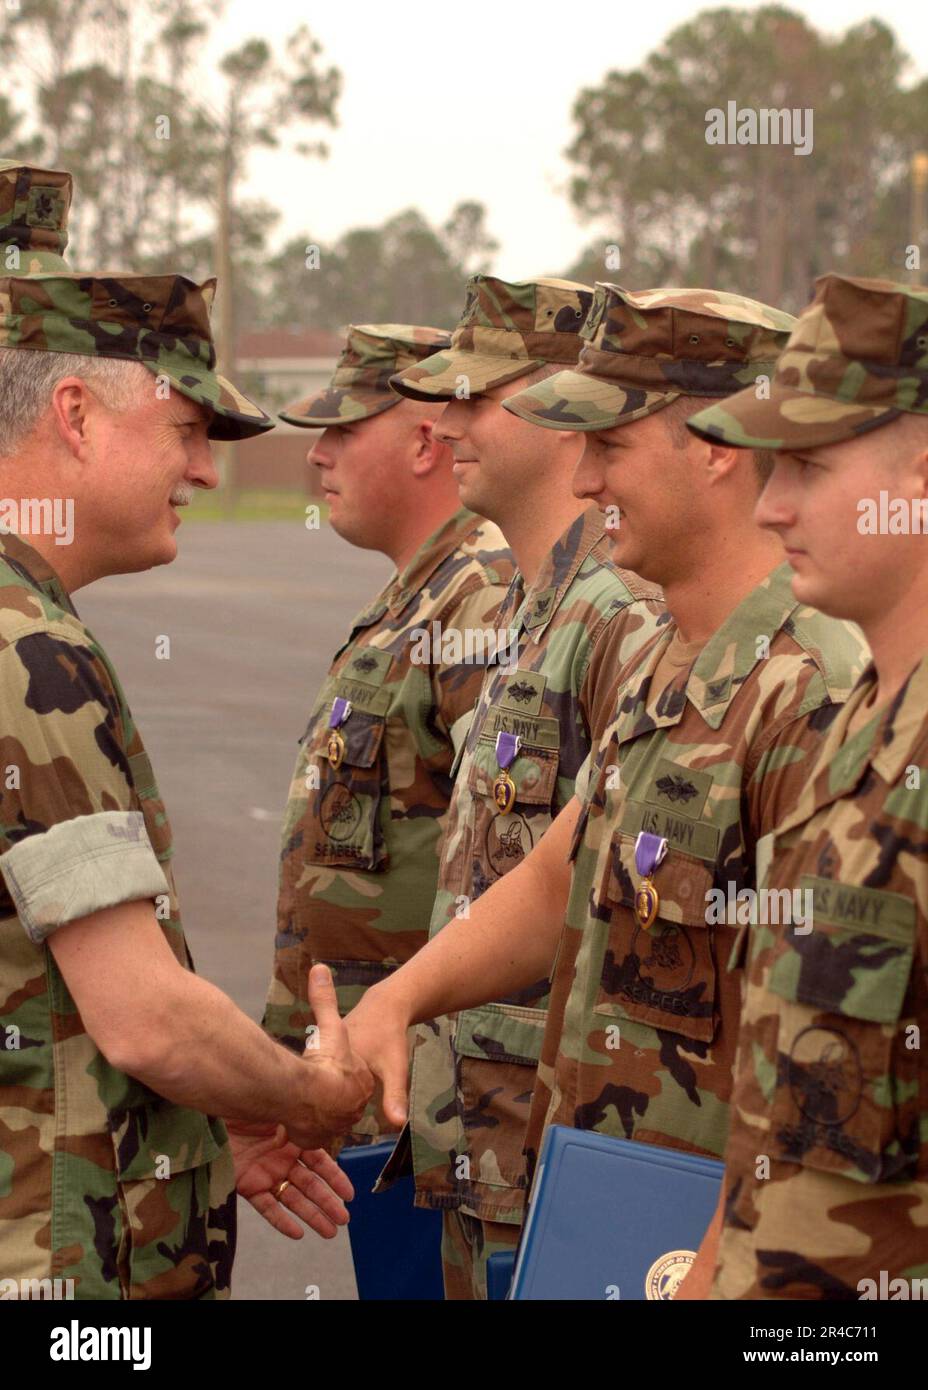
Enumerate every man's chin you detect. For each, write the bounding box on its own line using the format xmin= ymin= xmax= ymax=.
xmin=326 ymin=510 xmax=357 ymax=545
xmin=146 ymin=537 xmax=179 ymax=570
xmin=787 ymin=565 xmax=851 ymax=620
xmin=457 ymin=480 xmax=500 ymax=524
xmin=103 ymin=538 xmax=177 ymax=578
xmin=606 ymin=528 xmax=647 ymax=578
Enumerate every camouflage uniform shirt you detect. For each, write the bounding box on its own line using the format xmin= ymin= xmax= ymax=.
xmin=713 ymin=655 xmax=928 ymax=1299
xmin=524 ymin=564 xmax=870 ymax=1175
xmin=264 ymin=508 xmax=513 ymax=1144
xmin=0 ymin=535 xmax=234 ymax=1300
xmin=405 ymin=507 xmax=664 ymax=1221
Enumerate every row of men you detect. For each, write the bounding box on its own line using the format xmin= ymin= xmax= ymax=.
xmin=0 ymin=158 xmax=925 ymax=1301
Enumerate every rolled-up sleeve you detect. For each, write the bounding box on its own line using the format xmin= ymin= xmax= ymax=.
xmin=0 ymin=629 xmax=168 ymax=941
xmin=1 ymin=810 xmax=169 ymax=944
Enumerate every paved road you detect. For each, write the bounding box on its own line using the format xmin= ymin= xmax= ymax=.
xmin=79 ymin=520 xmax=393 ymax=1301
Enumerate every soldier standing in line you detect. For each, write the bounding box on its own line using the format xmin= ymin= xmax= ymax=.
xmin=263 ymin=324 xmax=515 ymax=1155
xmin=680 ymin=273 xmax=928 ymax=1299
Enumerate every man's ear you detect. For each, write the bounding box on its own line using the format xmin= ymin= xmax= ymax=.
xmin=50 ymin=377 xmax=94 ymax=459
xmin=410 ymin=418 xmax=443 ymax=477
xmin=701 ymin=437 xmax=741 ymax=485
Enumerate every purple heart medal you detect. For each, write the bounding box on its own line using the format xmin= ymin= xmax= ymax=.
xmin=634 ymin=830 xmax=669 ymax=929
xmin=492 ymin=731 xmax=521 ymax=815
xmin=326 ymin=696 xmax=352 ymax=770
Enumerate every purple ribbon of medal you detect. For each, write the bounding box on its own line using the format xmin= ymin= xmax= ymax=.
xmin=492 ymin=731 xmax=521 ymax=815
xmin=633 ymin=830 xmax=668 ymax=929
xmin=326 ymin=696 xmax=352 ymax=770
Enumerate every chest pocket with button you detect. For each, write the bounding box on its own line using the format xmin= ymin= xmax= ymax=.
xmin=592 ymin=831 xmax=718 ymax=1043
xmin=466 ymin=716 xmax=560 ymax=897
xmin=760 ymin=873 xmax=922 ymax=1184
xmin=298 ymin=650 xmax=392 ymax=873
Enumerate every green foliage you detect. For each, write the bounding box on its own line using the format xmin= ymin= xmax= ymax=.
xmin=258 ymin=201 xmax=499 ymax=332
xmin=0 ymin=1 xmax=340 ymax=273
xmin=565 ymin=6 xmax=927 ymax=309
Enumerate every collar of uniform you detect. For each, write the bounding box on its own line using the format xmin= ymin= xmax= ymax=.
xmin=686 ymin=563 xmax=797 ymax=729
xmin=608 ymin=623 xmax=686 ymax=744
xmin=518 ymin=505 xmax=605 ymax=642
xmin=0 ymin=531 xmax=75 ymax=616
xmin=869 ymin=653 xmax=928 ymax=785
xmin=772 ymin=657 xmax=928 ymax=837
xmin=385 ymin=507 xmax=481 ymax=617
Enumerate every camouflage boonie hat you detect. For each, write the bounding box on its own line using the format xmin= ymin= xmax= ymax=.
xmin=0 ymin=160 xmax=72 ymax=273
xmin=687 ymin=273 xmax=928 ymax=450
xmin=280 ymin=324 xmax=450 ymax=427
xmin=0 ymin=272 xmax=273 ymax=440
xmin=388 ymin=274 xmax=594 ymax=401
xmin=502 ymin=283 xmax=796 ymax=431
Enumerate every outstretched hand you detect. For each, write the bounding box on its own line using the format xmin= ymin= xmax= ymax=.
xmin=228 ymin=1121 xmax=355 ymax=1240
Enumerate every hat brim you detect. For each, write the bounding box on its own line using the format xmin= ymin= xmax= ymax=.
xmin=157 ymin=366 xmax=275 ymax=441
xmin=389 ymin=348 xmax=544 ymax=401
xmin=686 ymin=384 xmax=903 ymax=451
xmin=501 ymin=368 xmax=679 ymax=431
xmin=279 ymin=384 xmax=400 ymax=428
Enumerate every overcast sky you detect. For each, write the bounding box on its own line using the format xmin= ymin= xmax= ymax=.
xmin=216 ymin=0 xmax=928 ymax=277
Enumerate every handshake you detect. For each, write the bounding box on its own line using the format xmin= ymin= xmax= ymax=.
xmin=227 ymin=964 xmax=412 ymax=1241
xmin=290 ymin=963 xmax=408 ymax=1149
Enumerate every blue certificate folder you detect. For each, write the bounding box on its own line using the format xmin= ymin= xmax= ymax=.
xmin=508 ymin=1126 xmax=724 ymax=1301
xmin=338 ymin=1140 xmax=443 ymax=1300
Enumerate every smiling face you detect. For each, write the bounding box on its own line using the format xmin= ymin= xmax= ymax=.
xmin=754 ymin=419 xmax=928 ymax=625
xmin=74 ymin=374 xmax=217 ymax=575
xmin=571 ymin=407 xmax=709 ymax=585
xmin=433 ymin=375 xmax=579 ymax=524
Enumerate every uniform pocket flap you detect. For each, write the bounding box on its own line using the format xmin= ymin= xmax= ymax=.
xmin=606 ymin=833 xmax=714 ymax=928
xmin=312 ymin=708 xmax=386 ymax=769
xmin=455 ymin=1002 xmax=546 ymax=1066
xmin=112 ymin=1102 xmax=227 ymax=1180
xmin=469 ymin=740 xmax=559 ymax=807
xmin=766 ymin=875 xmax=916 ymax=1024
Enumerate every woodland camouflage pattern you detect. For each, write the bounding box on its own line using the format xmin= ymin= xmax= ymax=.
xmin=0 ymin=161 xmax=72 ymax=274
xmin=388 ymin=274 xmax=595 ymax=400
xmin=713 ymin=655 xmax=928 ymax=1300
xmin=0 ymin=273 xmax=273 ymax=440
xmin=403 ymin=508 xmax=663 ymax=1236
xmin=688 ymin=274 xmax=928 ymax=450
xmin=441 ymin=1208 xmax=521 ymax=1300
xmin=0 ymin=535 xmax=234 ymax=1299
xmin=524 ymin=566 xmax=870 ymax=1182
xmin=280 ymin=324 xmax=450 ymax=427
xmin=502 ymin=283 xmax=795 ymax=431
xmin=264 ymin=509 xmax=514 ymax=1145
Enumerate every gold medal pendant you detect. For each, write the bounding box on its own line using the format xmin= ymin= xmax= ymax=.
xmin=493 ymin=770 xmax=517 ymax=815
xmin=327 ymin=728 xmax=346 ymax=770
xmin=635 ymin=876 xmax=660 ymax=930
